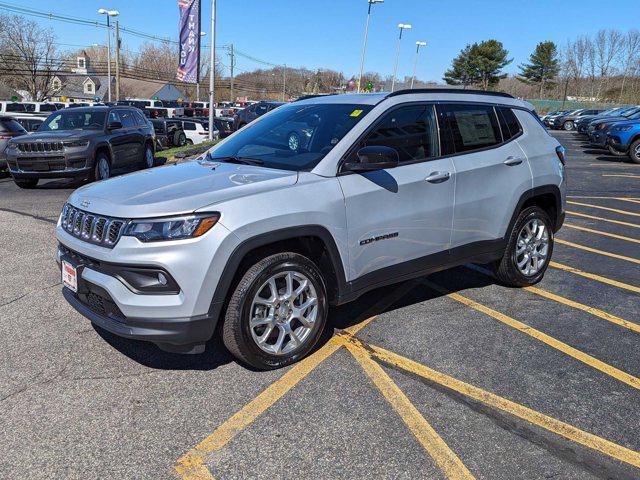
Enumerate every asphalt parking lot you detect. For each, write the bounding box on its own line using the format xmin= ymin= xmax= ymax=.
xmin=1 ymin=130 xmax=639 ymax=479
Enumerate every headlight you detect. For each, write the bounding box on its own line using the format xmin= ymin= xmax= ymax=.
xmin=123 ymin=213 xmax=220 ymax=242
xmin=63 ymin=140 xmax=90 ymax=148
xmin=619 ymin=126 xmax=633 ymax=131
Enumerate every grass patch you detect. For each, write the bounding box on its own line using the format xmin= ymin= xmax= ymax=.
xmin=157 ymin=140 xmax=217 ymax=164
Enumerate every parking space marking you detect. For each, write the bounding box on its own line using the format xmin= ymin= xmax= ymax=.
xmin=174 ymin=318 xmax=376 ymax=480
xmin=602 ymin=174 xmax=640 ymax=179
xmin=567 ymin=201 xmax=640 ymax=217
xmin=464 ymin=265 xmax=640 ymax=334
xmin=344 ymin=339 xmax=475 ymax=479
xmin=563 ymin=223 xmax=640 ymax=244
xmin=424 ymin=281 xmax=640 ymax=390
xmin=567 ymin=211 xmax=640 ymax=229
xmin=588 ymin=163 xmax=640 ymax=167
xmin=549 ymin=261 xmax=640 ymax=294
xmin=556 ymin=239 xmax=640 ymax=265
xmin=567 ymin=196 xmax=640 ymax=203
xmin=340 ymin=336 xmax=640 ymax=470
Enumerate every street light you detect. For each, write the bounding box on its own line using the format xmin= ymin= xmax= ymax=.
xmin=97 ymin=8 xmax=119 ymax=102
xmin=357 ymin=0 xmax=384 ymax=94
xmin=391 ymin=22 xmax=411 ymax=93
xmin=410 ymin=41 xmax=426 ymax=89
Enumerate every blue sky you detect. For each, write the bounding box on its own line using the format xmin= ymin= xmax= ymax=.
xmin=8 ymin=0 xmax=640 ymax=83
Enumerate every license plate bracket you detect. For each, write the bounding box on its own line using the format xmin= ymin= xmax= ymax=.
xmin=62 ymin=260 xmax=78 ymax=292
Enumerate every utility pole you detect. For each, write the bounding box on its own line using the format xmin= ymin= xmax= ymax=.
xmin=229 ymin=43 xmax=234 ymax=103
xmin=282 ymin=64 xmax=286 ymax=102
xmin=114 ymin=20 xmax=121 ymax=101
xmin=105 ymin=15 xmax=112 ymax=102
xmin=208 ymin=0 xmax=216 ymax=140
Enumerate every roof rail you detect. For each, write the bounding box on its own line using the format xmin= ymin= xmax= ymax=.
xmin=293 ymin=94 xmax=334 ymax=102
xmin=386 ymin=88 xmax=514 ymax=99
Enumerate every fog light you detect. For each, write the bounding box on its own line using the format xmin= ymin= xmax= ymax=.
xmin=158 ymin=272 xmax=168 ymax=286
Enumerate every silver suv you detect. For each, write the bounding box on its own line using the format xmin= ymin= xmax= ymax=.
xmin=56 ymin=89 xmax=566 ymax=370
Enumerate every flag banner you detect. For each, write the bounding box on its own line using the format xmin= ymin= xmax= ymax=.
xmin=177 ymin=0 xmax=201 ymax=83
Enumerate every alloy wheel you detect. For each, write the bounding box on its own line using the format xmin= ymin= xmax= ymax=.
xmin=515 ymin=218 xmax=549 ymax=276
xmin=97 ymin=157 xmax=110 ymax=180
xmin=249 ymin=270 xmax=318 ymax=355
xmin=145 ymin=147 xmax=154 ymax=168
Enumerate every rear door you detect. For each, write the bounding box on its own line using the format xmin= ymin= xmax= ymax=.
xmin=117 ymin=109 xmax=143 ymax=166
xmin=338 ymin=103 xmax=455 ymax=282
xmin=107 ymin=110 xmax=128 ymax=167
xmin=437 ymin=103 xmax=532 ymax=252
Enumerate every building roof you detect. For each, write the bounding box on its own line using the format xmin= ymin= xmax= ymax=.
xmin=53 ymin=74 xmax=111 ymax=100
xmin=120 ymin=78 xmax=186 ymax=101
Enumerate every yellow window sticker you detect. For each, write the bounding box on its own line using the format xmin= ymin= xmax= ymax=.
xmin=350 ymin=109 xmax=363 ymax=117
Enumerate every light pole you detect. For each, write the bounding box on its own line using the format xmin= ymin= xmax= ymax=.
xmin=97 ymin=8 xmax=119 ymax=103
xmin=208 ymin=0 xmax=216 ymax=140
xmin=391 ymin=22 xmax=411 ymax=93
xmin=410 ymin=41 xmax=426 ymax=89
xmin=197 ymin=31 xmax=206 ymax=102
xmin=357 ymin=0 xmax=384 ymax=93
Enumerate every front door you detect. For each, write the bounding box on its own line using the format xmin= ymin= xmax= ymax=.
xmin=338 ymin=104 xmax=455 ymax=284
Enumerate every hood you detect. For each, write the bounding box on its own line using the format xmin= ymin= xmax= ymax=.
xmin=14 ymin=130 xmax=99 ymax=141
xmin=68 ymin=160 xmax=299 ymax=218
xmin=609 ymin=120 xmax=640 ymax=128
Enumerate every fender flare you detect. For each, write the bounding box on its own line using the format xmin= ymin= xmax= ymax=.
xmin=505 ymin=185 xmax=563 ymax=238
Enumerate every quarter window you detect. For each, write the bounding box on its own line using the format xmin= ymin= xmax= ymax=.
xmin=438 ymin=104 xmax=501 ymax=154
xmin=118 ymin=110 xmax=137 ymax=128
xmin=183 ymin=122 xmax=196 ymax=131
xmin=360 ymin=104 xmax=439 ymax=164
xmin=496 ymin=107 xmax=522 ymax=141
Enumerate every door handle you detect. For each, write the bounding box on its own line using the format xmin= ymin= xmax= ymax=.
xmin=504 ymin=156 xmax=524 ymax=166
xmin=425 ymin=171 xmax=451 ymax=183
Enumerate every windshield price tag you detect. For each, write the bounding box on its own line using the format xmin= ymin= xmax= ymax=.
xmin=350 ymin=109 xmax=364 ymax=117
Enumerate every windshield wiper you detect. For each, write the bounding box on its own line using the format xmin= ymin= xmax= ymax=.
xmin=207 ymin=153 xmax=264 ymax=166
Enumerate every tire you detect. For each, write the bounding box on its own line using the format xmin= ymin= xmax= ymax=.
xmin=491 ymin=206 xmax=554 ymax=287
xmin=222 ymin=252 xmax=328 ymax=370
xmin=91 ymin=152 xmax=111 ymax=182
xmin=185 ymin=139 xmax=194 ymax=146
xmin=629 ymin=139 xmax=640 ymax=164
xmin=287 ymin=131 xmax=301 ymax=151
xmin=13 ymin=177 xmax=38 ymax=189
xmin=173 ymin=131 xmax=186 ymax=147
xmin=562 ymin=121 xmax=574 ymax=131
xmin=143 ymin=143 xmax=155 ymax=168
xmin=608 ymin=144 xmax=627 ymax=157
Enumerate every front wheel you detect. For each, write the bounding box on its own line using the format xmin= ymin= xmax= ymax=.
xmin=91 ymin=153 xmax=111 ymax=182
xmin=13 ymin=177 xmax=38 ymax=189
xmin=629 ymin=139 xmax=640 ymax=164
xmin=143 ymin=144 xmax=155 ymax=168
xmin=491 ymin=206 xmax=554 ymax=287
xmin=563 ymin=121 xmax=574 ymax=131
xmin=222 ymin=252 xmax=328 ymax=370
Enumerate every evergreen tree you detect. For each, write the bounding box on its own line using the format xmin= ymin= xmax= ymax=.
xmin=444 ymin=40 xmax=511 ymax=89
xmin=518 ymin=41 xmax=560 ymax=98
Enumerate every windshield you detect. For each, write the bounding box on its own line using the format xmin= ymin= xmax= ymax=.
xmin=208 ymin=103 xmax=374 ymax=171
xmin=627 ymin=111 xmax=640 ymax=120
xmin=622 ymin=108 xmax=640 ymax=117
xmin=40 ymin=110 xmax=106 ymax=131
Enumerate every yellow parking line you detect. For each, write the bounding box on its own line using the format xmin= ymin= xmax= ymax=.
xmin=563 ymin=223 xmax=640 ymax=244
xmin=602 ymin=174 xmax=640 ymax=179
xmin=567 ymin=211 xmax=640 ymax=229
xmin=567 ymin=196 xmax=640 ymax=203
xmin=567 ymin=201 xmax=640 ymax=217
xmin=424 ymin=281 xmax=640 ymax=390
xmin=555 ymin=239 xmax=640 ymax=265
xmin=464 ymin=265 xmax=640 ymax=334
xmin=549 ymin=261 xmax=640 ymax=295
xmin=588 ymin=163 xmax=640 ymax=167
xmin=174 ymin=318 xmax=376 ymax=480
xmin=343 ymin=339 xmax=475 ymax=480
xmin=340 ymin=336 xmax=640 ymax=470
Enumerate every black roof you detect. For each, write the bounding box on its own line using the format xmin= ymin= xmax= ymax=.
xmin=386 ymin=88 xmax=514 ymax=99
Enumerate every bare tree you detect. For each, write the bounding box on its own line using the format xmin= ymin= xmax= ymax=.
xmin=0 ymin=15 xmax=61 ymax=101
xmin=594 ymin=29 xmax=624 ymax=99
xmin=619 ymin=30 xmax=640 ymax=101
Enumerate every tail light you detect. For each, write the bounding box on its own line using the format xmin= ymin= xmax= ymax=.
xmin=556 ymin=146 xmax=566 ymax=165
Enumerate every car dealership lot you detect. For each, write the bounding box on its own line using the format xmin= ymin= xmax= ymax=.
xmin=1 ymin=131 xmax=639 ymax=479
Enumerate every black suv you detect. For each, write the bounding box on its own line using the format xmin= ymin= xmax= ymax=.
xmin=6 ymin=106 xmax=155 ymax=188
xmin=151 ymin=119 xmax=187 ymax=150
xmin=232 ymin=101 xmax=284 ymax=130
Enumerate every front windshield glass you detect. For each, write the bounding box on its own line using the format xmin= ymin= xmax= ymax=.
xmin=40 ymin=110 xmax=106 ymax=131
xmin=622 ymin=108 xmax=640 ymax=117
xmin=208 ymin=103 xmax=374 ymax=171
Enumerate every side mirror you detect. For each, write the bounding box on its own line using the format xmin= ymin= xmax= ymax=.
xmin=343 ymin=145 xmax=399 ymax=172
xmin=107 ymin=121 xmax=123 ymax=130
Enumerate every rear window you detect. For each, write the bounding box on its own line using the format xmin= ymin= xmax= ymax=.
xmin=0 ymin=119 xmax=27 ymax=134
xmin=497 ymin=107 xmax=522 ymax=141
xmin=438 ymin=104 xmax=501 ymax=154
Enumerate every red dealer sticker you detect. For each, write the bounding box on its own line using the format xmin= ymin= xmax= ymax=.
xmin=62 ymin=261 xmax=77 ymax=292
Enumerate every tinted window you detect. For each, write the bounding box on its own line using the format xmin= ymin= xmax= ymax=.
xmin=183 ymin=121 xmax=196 ymax=131
xmin=360 ymin=104 xmax=439 ymax=164
xmin=24 ymin=104 xmax=36 ymax=112
xmin=41 ymin=110 xmax=106 ymax=131
xmin=255 ymin=104 xmax=269 ymax=116
xmin=132 ymin=110 xmax=146 ymax=126
xmin=497 ymin=107 xmax=522 ymax=141
xmin=0 ymin=119 xmax=27 ymax=133
xmin=40 ymin=104 xmax=56 ymax=112
xmin=438 ymin=104 xmax=501 ymax=154
xmin=118 ymin=110 xmax=137 ymax=128
xmin=6 ymin=103 xmax=26 ymax=112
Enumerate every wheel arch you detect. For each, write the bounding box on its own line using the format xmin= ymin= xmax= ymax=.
xmin=506 ymin=185 xmax=563 ymax=237
xmin=94 ymin=142 xmax=112 ymax=164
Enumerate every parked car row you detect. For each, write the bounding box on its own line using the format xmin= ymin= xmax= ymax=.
xmin=548 ymin=105 xmax=640 ymax=163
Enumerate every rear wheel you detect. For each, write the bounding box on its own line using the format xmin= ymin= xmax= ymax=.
xmin=13 ymin=177 xmax=38 ymax=189
xmin=562 ymin=121 xmax=574 ymax=131
xmin=143 ymin=144 xmax=155 ymax=168
xmin=491 ymin=206 xmax=553 ymax=287
xmin=92 ymin=152 xmax=111 ymax=182
xmin=629 ymin=139 xmax=640 ymax=164
xmin=173 ymin=131 xmax=187 ymax=147
xmin=222 ymin=252 xmax=328 ymax=370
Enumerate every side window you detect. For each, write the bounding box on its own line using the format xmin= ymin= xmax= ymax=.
xmin=360 ymin=104 xmax=439 ymax=164
xmin=108 ymin=111 xmax=122 ymax=125
xmin=132 ymin=110 xmax=146 ymax=126
xmin=24 ymin=104 xmax=36 ymax=112
xmin=497 ymin=107 xmax=522 ymax=142
xmin=438 ymin=104 xmax=502 ymax=154
xmin=256 ymin=104 xmax=269 ymax=116
xmin=183 ymin=122 xmax=196 ymax=131
xmin=7 ymin=103 xmax=26 ymax=112
xmin=119 ymin=110 xmax=137 ymax=128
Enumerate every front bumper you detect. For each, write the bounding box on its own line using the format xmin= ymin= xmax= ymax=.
xmin=606 ymin=135 xmax=628 ymax=153
xmin=56 ymin=216 xmax=240 ymax=349
xmin=588 ymin=130 xmax=608 ymax=147
xmin=7 ymin=148 xmax=92 ymax=179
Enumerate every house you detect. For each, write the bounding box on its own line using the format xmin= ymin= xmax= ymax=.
xmin=50 ymin=52 xmax=114 ymax=102
xmin=119 ymin=78 xmax=186 ymax=102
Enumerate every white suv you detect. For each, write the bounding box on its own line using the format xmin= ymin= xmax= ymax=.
xmin=56 ymin=89 xmax=566 ymax=369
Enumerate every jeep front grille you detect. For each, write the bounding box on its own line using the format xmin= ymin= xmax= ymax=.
xmin=61 ymin=204 xmax=127 ymax=248
xmin=17 ymin=141 xmax=64 ymax=152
